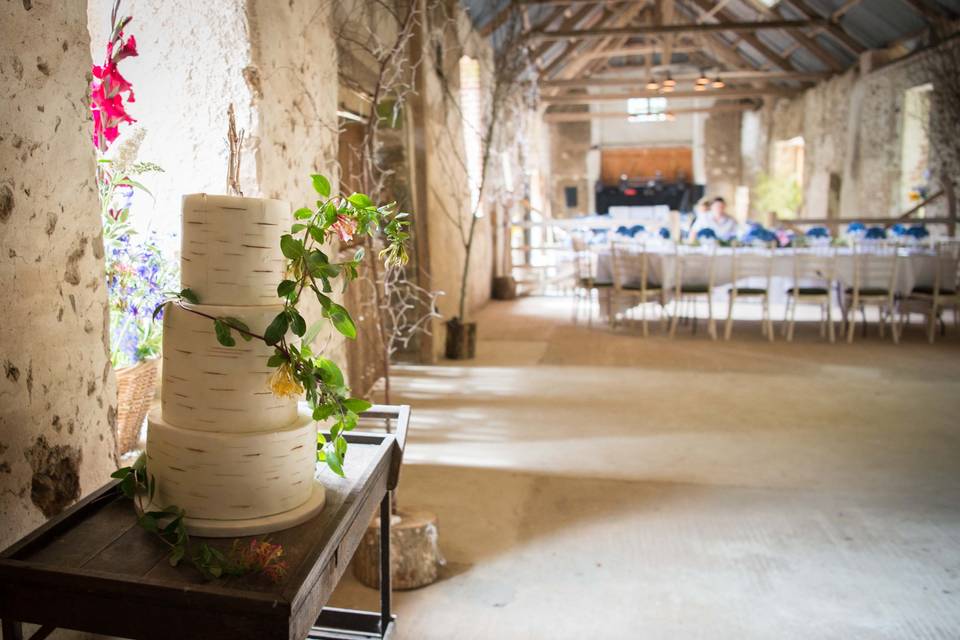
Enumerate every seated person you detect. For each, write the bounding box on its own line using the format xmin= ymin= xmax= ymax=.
xmin=688 ymin=199 xmax=711 ymax=231
xmin=690 ymin=197 xmax=738 ymax=241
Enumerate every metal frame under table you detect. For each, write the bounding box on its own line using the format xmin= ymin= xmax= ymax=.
xmin=0 ymin=404 xmax=410 ymax=640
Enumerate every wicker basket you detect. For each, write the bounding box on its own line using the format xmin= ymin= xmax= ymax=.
xmin=115 ymin=357 xmax=159 ymax=455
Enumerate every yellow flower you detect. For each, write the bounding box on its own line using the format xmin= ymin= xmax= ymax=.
xmin=268 ymin=362 xmax=303 ymax=399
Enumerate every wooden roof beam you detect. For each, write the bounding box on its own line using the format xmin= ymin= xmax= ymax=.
xmin=530 ymin=3 xmax=604 ymax=64
xmin=543 ymin=103 xmax=758 ymax=121
xmin=530 ymin=18 xmax=828 ymax=40
xmin=576 ymin=44 xmax=699 ymax=60
xmin=573 ymin=3 xmax=658 ymax=78
xmin=682 ymin=0 xmax=799 ymax=71
xmin=740 ymin=0 xmax=846 ymax=71
xmin=831 ymin=0 xmax=864 ymax=20
xmin=541 ymin=70 xmax=830 ymax=87
xmin=784 ymin=0 xmax=866 ymax=56
xmin=479 ymin=4 xmax=514 ymax=37
xmin=539 ymin=5 xmax=626 ymax=78
xmin=542 ymin=87 xmax=796 ymax=102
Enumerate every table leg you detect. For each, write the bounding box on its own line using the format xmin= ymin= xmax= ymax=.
xmin=379 ymin=492 xmax=392 ymax=635
xmin=1 ymin=619 xmax=23 ymax=640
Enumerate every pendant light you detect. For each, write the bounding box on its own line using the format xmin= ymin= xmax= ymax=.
xmin=645 ymin=78 xmax=659 ymax=91
xmin=662 ymin=72 xmax=676 ymax=88
xmin=711 ymin=76 xmax=725 ymax=89
xmin=695 ymin=70 xmax=709 ymax=86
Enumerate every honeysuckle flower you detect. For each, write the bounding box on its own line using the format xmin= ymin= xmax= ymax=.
xmin=268 ymin=361 xmax=303 ymax=399
xmin=233 ymin=539 xmax=288 ymax=583
xmin=330 ymin=214 xmax=357 ymax=243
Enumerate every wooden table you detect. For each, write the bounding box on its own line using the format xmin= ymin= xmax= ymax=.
xmin=0 ymin=405 xmax=410 ymax=640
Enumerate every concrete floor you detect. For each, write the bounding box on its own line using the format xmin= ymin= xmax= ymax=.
xmin=330 ymin=297 xmax=960 ymax=639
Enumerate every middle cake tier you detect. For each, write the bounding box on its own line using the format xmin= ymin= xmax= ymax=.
xmin=161 ymin=301 xmax=297 ymax=432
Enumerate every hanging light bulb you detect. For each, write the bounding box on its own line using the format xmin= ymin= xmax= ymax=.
xmin=645 ymin=78 xmax=659 ymax=91
xmin=696 ymin=70 xmax=709 ymax=86
xmin=711 ymin=76 xmax=725 ymax=89
xmin=661 ymin=84 xmax=675 ymax=93
xmin=665 ymin=111 xmax=677 ymax=121
xmin=663 ymin=73 xmax=676 ymax=88
xmin=694 ymin=83 xmax=707 ymax=92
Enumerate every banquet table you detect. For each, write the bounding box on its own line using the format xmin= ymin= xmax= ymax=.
xmin=594 ymin=244 xmax=943 ymax=296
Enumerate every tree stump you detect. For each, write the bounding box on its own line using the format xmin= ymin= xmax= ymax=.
xmin=352 ymin=508 xmax=441 ymax=590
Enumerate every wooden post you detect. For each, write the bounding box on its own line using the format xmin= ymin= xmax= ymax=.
xmin=943 ymin=177 xmax=957 ymax=236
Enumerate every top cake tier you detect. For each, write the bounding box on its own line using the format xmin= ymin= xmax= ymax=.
xmin=180 ymin=194 xmax=290 ymax=306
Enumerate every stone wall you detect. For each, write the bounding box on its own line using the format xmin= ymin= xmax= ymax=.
xmin=744 ymin=45 xmax=951 ymax=222
xmin=0 ymin=0 xmax=118 ymax=549
xmin=548 ymin=119 xmax=592 ymax=218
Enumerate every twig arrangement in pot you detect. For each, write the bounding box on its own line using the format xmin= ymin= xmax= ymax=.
xmin=333 ymin=2 xmax=446 ymax=589
xmin=334 ymin=0 xmax=439 ymax=404
xmin=427 ymin=6 xmax=537 ymax=359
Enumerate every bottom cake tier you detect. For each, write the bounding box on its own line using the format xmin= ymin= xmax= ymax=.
xmin=146 ymin=407 xmax=324 ymax=533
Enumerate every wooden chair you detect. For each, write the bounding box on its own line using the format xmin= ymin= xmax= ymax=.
xmin=610 ymin=241 xmax=665 ymax=336
xmin=842 ymin=243 xmax=901 ymax=344
xmin=669 ymin=246 xmax=717 ymax=340
xmin=725 ymin=247 xmax=774 ymax=341
xmin=902 ymin=240 xmax=960 ymax=342
xmin=571 ymin=235 xmax=611 ymax=327
xmin=784 ymin=248 xmax=837 ymax=343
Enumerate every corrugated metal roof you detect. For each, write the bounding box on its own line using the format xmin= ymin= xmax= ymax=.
xmin=464 ymin=0 xmax=960 ymax=76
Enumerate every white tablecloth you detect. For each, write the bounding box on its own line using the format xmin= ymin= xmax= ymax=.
xmin=594 ymin=245 xmax=942 ymax=296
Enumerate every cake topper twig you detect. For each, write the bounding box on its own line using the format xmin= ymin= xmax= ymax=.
xmin=226 ymin=103 xmax=245 ymax=197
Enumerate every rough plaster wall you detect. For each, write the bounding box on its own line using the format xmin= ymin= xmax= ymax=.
xmin=246 ymin=0 xmax=346 ymax=369
xmin=87 ymin=0 xmax=257 ymax=246
xmin=703 ymin=109 xmax=742 ymax=202
xmin=423 ymin=3 xmax=494 ymax=346
xmin=0 ymin=1 xmax=117 ymax=548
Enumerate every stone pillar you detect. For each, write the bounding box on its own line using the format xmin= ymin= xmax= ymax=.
xmin=703 ymin=108 xmax=743 ymax=204
xmin=0 ymin=1 xmax=117 ymax=548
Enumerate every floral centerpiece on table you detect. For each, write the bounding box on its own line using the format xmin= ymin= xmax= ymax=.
xmin=91 ymin=1 xmax=170 ymax=454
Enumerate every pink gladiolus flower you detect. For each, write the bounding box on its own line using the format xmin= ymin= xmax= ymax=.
xmin=117 ymin=34 xmax=137 ymax=61
xmin=330 ymin=215 xmax=357 ymax=243
xmin=90 ymin=16 xmax=138 ymax=152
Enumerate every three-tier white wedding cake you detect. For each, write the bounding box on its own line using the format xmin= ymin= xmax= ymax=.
xmin=145 ymin=193 xmax=326 ymax=537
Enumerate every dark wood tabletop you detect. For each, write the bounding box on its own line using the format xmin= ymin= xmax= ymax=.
xmin=0 ymin=405 xmax=409 ymax=640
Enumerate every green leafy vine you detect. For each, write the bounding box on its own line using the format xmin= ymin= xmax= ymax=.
xmin=111 ymin=456 xmax=289 ymax=581
xmin=127 ymin=175 xmax=410 ymax=578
